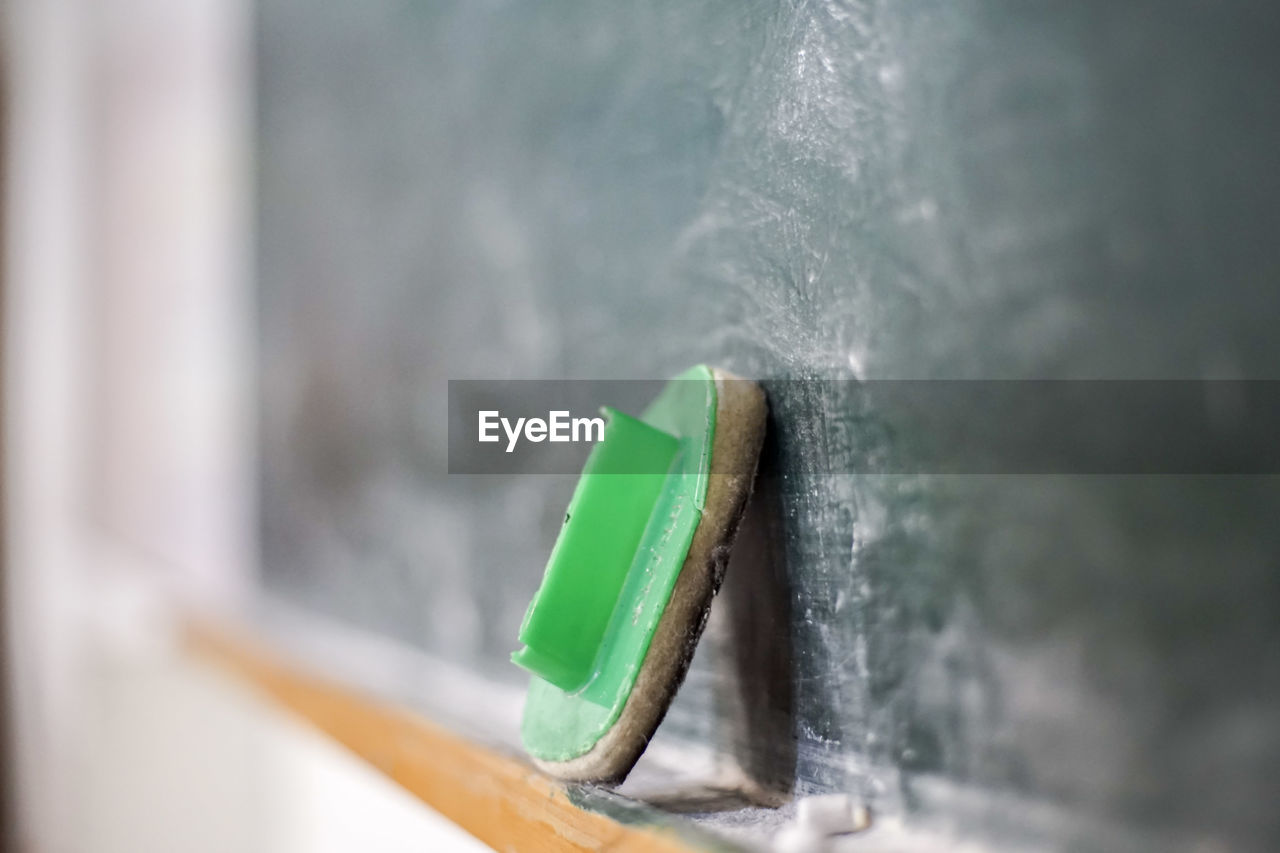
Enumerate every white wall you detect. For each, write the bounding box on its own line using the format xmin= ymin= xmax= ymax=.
xmin=80 ymin=642 xmax=486 ymax=853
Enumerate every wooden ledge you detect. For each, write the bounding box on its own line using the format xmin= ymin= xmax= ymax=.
xmin=185 ymin=621 xmax=713 ymax=853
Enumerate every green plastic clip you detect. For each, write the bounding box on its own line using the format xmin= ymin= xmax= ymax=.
xmin=511 ymin=407 xmax=679 ymax=691
xmin=512 ymin=366 xmax=717 ymax=762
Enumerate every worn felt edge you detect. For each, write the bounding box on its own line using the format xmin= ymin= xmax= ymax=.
xmin=533 ymin=368 xmax=768 ymax=785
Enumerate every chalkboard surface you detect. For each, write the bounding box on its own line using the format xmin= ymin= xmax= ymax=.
xmin=258 ymin=2 xmax=1280 ymax=850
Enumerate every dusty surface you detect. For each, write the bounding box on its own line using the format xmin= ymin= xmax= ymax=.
xmin=259 ymin=3 xmax=1280 ymax=850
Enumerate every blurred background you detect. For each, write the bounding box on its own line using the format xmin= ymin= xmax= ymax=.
xmin=5 ymin=0 xmax=1280 ymax=852
xmin=0 ymin=0 xmax=489 ymax=850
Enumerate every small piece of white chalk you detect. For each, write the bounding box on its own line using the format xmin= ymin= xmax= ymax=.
xmin=772 ymin=824 xmax=828 ymax=853
xmin=796 ymin=794 xmax=871 ymax=836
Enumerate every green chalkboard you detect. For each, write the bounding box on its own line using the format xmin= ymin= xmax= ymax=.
xmin=258 ymin=2 xmax=1280 ymax=849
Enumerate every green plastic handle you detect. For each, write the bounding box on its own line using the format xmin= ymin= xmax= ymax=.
xmin=512 ymin=366 xmax=717 ymax=763
xmin=511 ymin=407 xmax=679 ymax=691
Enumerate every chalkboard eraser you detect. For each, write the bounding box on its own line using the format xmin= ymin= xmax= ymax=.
xmin=511 ymin=365 xmax=767 ymax=784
